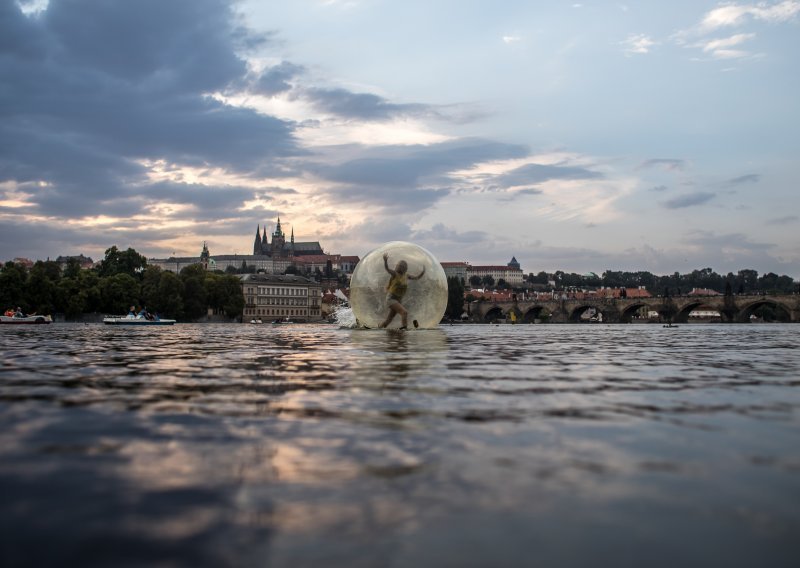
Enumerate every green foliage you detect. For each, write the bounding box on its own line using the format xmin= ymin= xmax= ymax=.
xmin=180 ymin=264 xmax=208 ymax=320
xmin=0 ymin=261 xmax=28 ymax=310
xmin=25 ymin=261 xmax=62 ymax=314
xmin=98 ymin=273 xmax=139 ymax=315
xmin=98 ymin=246 xmax=147 ymax=278
xmin=154 ymin=271 xmax=184 ymax=319
xmin=469 ymin=275 xmax=482 ymax=287
xmin=58 ymin=277 xmax=87 ymax=318
xmin=446 ymin=276 xmax=465 ymax=320
xmin=205 ymin=273 xmax=244 ymax=318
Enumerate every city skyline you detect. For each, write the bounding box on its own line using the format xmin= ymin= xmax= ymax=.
xmin=2 ymin=0 xmax=799 ymax=277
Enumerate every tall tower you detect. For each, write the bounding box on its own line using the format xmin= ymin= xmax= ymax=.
xmin=271 ymin=217 xmax=286 ymax=257
xmin=261 ymin=226 xmax=268 ymax=254
xmin=290 ymin=226 xmax=295 ymax=258
xmin=253 ymin=225 xmax=261 ymax=255
xmin=200 ymin=241 xmax=210 ymax=270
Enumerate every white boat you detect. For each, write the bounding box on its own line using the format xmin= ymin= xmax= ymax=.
xmin=0 ymin=314 xmax=53 ymax=325
xmin=103 ymin=316 xmax=176 ymax=326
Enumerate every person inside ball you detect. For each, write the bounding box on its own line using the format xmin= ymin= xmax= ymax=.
xmin=380 ymin=252 xmax=425 ymax=329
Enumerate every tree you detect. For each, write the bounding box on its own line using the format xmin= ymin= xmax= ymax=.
xmin=98 ymin=246 xmax=147 ymax=278
xmin=98 ymin=273 xmax=140 ymax=314
xmin=446 ymin=276 xmax=465 ymax=320
xmin=481 ymin=275 xmax=495 ymax=288
xmin=469 ymin=275 xmax=482 ymax=288
xmin=0 ymin=261 xmax=28 ymax=310
xmin=140 ymin=265 xmax=163 ymax=309
xmin=154 ymin=271 xmax=184 ymax=319
xmin=57 ymin=277 xmax=87 ymax=318
xmin=25 ymin=261 xmax=60 ymax=315
xmin=63 ymin=258 xmax=82 ymax=280
xmin=180 ymin=264 xmax=208 ymax=320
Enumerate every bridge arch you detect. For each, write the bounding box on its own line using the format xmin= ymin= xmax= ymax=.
xmin=523 ymin=306 xmax=548 ymax=323
xmin=620 ymin=302 xmax=648 ymax=323
xmin=674 ymin=301 xmax=712 ymax=323
xmin=483 ymin=306 xmax=504 ymax=323
xmin=569 ymin=304 xmax=605 ymax=323
xmin=737 ymin=299 xmax=792 ymax=323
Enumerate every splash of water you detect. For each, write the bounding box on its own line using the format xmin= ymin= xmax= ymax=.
xmin=331 ymin=306 xmax=358 ymax=328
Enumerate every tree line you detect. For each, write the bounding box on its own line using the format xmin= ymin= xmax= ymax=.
xmin=523 ymin=267 xmax=796 ymax=295
xmin=0 ymin=246 xmax=244 ymax=321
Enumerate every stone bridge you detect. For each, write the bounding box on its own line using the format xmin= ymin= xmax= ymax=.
xmin=468 ymin=293 xmax=800 ymax=323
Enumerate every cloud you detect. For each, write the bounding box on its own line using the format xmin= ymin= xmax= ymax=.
xmin=412 ymin=223 xmax=489 ymax=244
xmin=0 ymin=0 xmax=303 ymax=220
xmin=650 ymin=185 xmax=669 ymax=192
xmin=639 ymin=158 xmax=686 ymax=171
xmin=768 ymin=215 xmax=798 ymax=225
xmin=726 ymin=173 xmax=760 ymax=185
xmin=489 ymin=163 xmax=603 ymax=190
xmin=698 ymin=32 xmax=757 ymax=58
xmin=621 ymin=34 xmax=656 ymax=55
xmin=662 ymin=192 xmax=716 ymax=209
xmin=252 ymin=61 xmax=305 ymax=96
xmin=301 ymin=87 xmax=433 ymax=121
xmin=699 ymin=1 xmax=800 ymax=32
xmin=503 ymin=35 xmax=521 ymax=44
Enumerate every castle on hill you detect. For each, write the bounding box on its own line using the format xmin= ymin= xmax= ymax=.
xmin=148 ymin=218 xmax=358 ymax=276
xmin=252 ymin=218 xmax=323 ymax=258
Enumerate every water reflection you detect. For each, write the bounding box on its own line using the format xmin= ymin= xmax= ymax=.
xmin=1 ymin=323 xmax=799 ymax=567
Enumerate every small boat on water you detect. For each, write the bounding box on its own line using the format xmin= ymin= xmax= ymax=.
xmin=103 ymin=316 xmax=176 ymax=326
xmin=0 ymin=315 xmax=53 ymax=325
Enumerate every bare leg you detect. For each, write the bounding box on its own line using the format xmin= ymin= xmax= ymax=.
xmin=380 ymin=305 xmax=399 ymax=328
xmin=397 ymin=304 xmax=409 ymax=328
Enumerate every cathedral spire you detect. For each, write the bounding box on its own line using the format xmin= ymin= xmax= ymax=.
xmin=253 ymin=225 xmax=261 ymax=255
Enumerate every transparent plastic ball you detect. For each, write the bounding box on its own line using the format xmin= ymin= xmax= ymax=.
xmin=350 ymin=241 xmax=448 ymax=329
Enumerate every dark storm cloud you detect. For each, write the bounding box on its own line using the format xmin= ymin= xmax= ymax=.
xmin=316 ymin=138 xmax=528 ymax=188
xmin=639 ymin=158 xmax=686 ymax=171
xmin=726 ymin=174 xmax=760 ymax=185
xmin=490 ymin=163 xmax=602 ymax=189
xmin=302 ymin=88 xmax=433 ymax=121
xmin=0 ymin=0 xmax=302 ymax=217
xmin=661 ymin=192 xmax=716 ymax=209
xmin=253 ymin=62 xmax=305 ymax=96
xmin=310 ymin=138 xmax=528 ymax=212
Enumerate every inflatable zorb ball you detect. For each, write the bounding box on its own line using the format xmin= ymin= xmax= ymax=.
xmin=350 ymin=241 xmax=448 ymax=329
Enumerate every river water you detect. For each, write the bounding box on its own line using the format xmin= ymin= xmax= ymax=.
xmin=1 ymin=323 xmax=798 ymax=567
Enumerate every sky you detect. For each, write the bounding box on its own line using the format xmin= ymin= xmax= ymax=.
xmin=1 ymin=0 xmax=799 ymax=277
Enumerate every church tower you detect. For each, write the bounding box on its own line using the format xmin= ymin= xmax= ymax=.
xmin=290 ymin=227 xmax=295 ymax=258
xmin=271 ymin=217 xmax=286 ymax=257
xmin=261 ymin=226 xmax=268 ymax=254
xmin=200 ymin=241 xmax=210 ymax=270
xmin=253 ymin=225 xmax=261 ymax=255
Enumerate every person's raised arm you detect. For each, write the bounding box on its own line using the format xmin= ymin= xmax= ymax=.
xmin=409 ymin=267 xmax=426 ymax=280
xmin=383 ymin=252 xmax=395 ymax=275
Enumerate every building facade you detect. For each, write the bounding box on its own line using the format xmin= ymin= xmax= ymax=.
xmin=441 ymin=262 xmax=470 ymax=283
xmin=241 ymin=274 xmax=322 ymax=322
xmin=468 ymin=258 xmax=524 ymax=285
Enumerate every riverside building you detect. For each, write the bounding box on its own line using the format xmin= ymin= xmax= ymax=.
xmin=241 ymin=274 xmax=322 ymax=322
xmin=441 ymin=257 xmax=524 ymax=286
